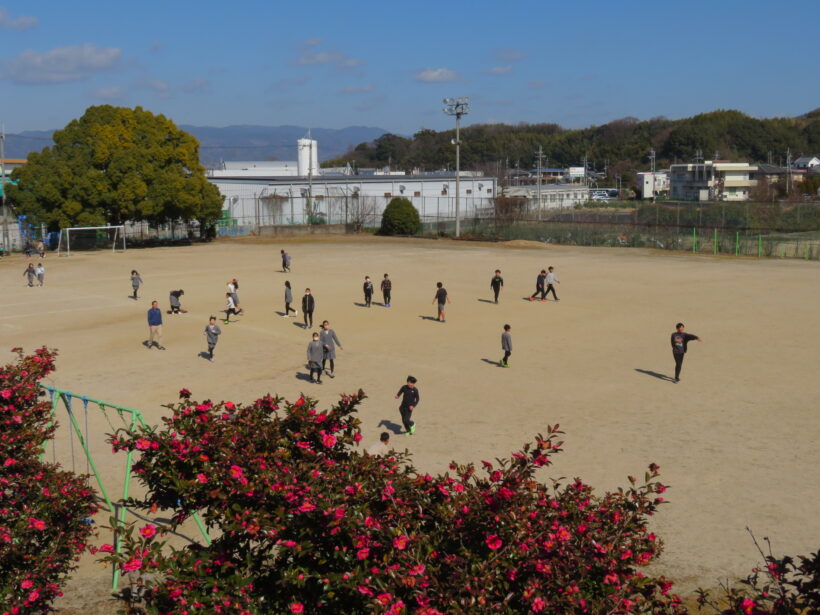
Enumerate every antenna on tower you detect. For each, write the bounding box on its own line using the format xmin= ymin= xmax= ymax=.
xmin=694 ymin=149 xmax=703 ymax=164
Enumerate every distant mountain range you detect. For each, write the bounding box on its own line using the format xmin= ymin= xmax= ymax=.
xmin=3 ymin=125 xmax=389 ymax=167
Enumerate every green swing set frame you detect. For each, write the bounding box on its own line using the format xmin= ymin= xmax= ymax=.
xmin=41 ymin=386 xmax=211 ymax=589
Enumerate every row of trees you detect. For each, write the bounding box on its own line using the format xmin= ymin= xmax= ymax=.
xmin=7 ymin=105 xmax=223 ymax=233
xmin=323 ymin=109 xmax=820 ymax=178
xmin=2 ymin=347 xmax=817 ymax=613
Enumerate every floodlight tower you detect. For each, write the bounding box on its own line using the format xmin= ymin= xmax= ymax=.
xmin=443 ymin=97 xmax=470 ymax=237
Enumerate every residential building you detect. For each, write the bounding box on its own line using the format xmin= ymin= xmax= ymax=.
xmin=669 ymin=161 xmax=758 ymax=201
xmin=791 ymin=156 xmax=820 ymax=170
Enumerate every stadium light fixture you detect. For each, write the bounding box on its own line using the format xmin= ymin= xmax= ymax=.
xmin=443 ymin=97 xmax=471 ymax=237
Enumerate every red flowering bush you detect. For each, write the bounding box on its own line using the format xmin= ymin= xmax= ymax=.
xmin=105 ymin=388 xmax=686 ymax=614
xmin=0 ymin=348 xmax=99 ymax=614
xmin=696 ymin=533 xmax=819 ymax=615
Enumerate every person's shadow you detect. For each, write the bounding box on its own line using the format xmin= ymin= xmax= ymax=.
xmin=377 ymin=419 xmax=404 ymax=435
xmin=477 ymin=298 xmax=496 ymax=304
xmin=294 ymin=371 xmax=314 ymax=382
xmin=480 ymin=358 xmax=501 ymax=367
xmin=634 ymin=368 xmax=675 ymax=382
xmin=197 ymin=351 xmax=211 ymax=361
xmin=418 ymin=315 xmax=439 ymax=322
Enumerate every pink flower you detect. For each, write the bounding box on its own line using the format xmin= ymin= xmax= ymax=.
xmin=531 ymin=597 xmax=546 ymax=612
xmin=1 ymin=389 xmax=11 ymax=399
xmin=322 ymin=434 xmax=337 ymax=448
xmin=99 ymin=544 xmax=115 ymax=553
xmin=740 ymin=598 xmax=756 ymax=615
xmin=135 ymin=438 xmax=152 ymax=451
xmin=229 ymin=465 xmax=244 ymax=478
xmin=357 ymin=547 xmax=370 ymax=560
xmin=179 ymin=388 xmax=191 ymax=398
xmin=27 ymin=589 xmax=40 ymax=603
xmin=409 ymin=564 xmax=425 ymax=576
xmin=289 ymin=603 xmax=304 ymax=613
xmin=296 ymin=441 xmax=312 ymax=449
xmin=485 ymin=534 xmax=502 ymax=550
xmin=298 ymin=501 xmax=316 ymax=513
xmin=3 ymin=458 xmax=16 ymax=466
xmin=196 ymin=473 xmax=208 ymax=483
xmin=28 ymin=518 xmax=46 ymax=531
xmin=393 ymin=535 xmax=409 ymax=550
xmin=354 ymin=433 xmax=362 ymax=443
xmin=21 ymin=580 xmax=34 ymax=589
xmin=122 ymin=558 xmax=143 ymax=572
xmin=225 ymin=401 xmax=235 ymax=410
xmin=139 ymin=524 xmax=157 ymax=538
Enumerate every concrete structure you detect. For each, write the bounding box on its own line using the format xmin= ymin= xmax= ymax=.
xmin=636 ymin=171 xmax=670 ymax=199
xmin=670 ymin=161 xmax=758 ymax=201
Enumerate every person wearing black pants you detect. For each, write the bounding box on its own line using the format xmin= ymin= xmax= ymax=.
xmin=395 ymin=376 xmax=419 ymax=436
xmin=381 ymin=273 xmax=392 ymax=307
xmin=530 ymin=270 xmax=547 ymax=301
xmin=490 ymin=270 xmax=504 ymax=303
xmin=283 ymin=281 xmax=297 ymax=317
xmin=307 ymin=332 xmax=323 ymax=383
xmin=301 ymin=288 xmax=315 ymax=329
xmin=363 ymin=276 xmax=374 ymax=307
xmin=670 ymin=322 xmax=702 ymax=382
xmin=545 ymin=266 xmax=560 ymax=301
xmin=320 ymin=320 xmax=343 ymax=378
xmin=500 ymin=324 xmax=512 ymax=367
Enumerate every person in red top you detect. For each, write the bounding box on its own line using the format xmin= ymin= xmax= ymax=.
xmin=670 ymin=322 xmax=702 ymax=382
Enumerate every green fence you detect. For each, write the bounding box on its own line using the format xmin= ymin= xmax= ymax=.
xmin=42 ymin=386 xmax=211 ymax=589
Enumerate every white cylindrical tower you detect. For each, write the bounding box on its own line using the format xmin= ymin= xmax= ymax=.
xmin=297 ymin=138 xmax=319 ymax=177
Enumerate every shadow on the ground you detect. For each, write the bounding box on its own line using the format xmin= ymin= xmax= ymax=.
xmin=477 ymin=298 xmax=497 ymax=304
xmin=377 ymin=419 xmax=405 ymax=435
xmin=418 ymin=315 xmax=439 ymax=322
xmin=634 ymin=368 xmax=675 ymax=382
xmin=481 ymin=358 xmax=502 ymax=367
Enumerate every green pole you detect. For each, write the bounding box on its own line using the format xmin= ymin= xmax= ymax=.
xmin=758 ymin=234 xmax=762 ymax=258
xmin=692 ymin=227 xmax=696 ymax=253
xmin=735 ymin=231 xmax=739 ymax=256
xmin=40 ymin=392 xmax=60 ymax=463
xmin=113 ymin=412 xmax=136 ymax=590
xmin=714 ymin=228 xmax=718 ymax=255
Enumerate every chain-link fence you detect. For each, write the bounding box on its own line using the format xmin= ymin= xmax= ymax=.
xmin=435 ymin=201 xmax=820 ymax=260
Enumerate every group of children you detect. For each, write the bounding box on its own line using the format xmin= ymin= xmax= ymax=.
xmin=23 ymin=262 xmax=45 ymax=287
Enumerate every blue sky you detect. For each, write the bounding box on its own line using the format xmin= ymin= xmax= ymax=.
xmin=1 ymin=0 xmax=818 ymax=135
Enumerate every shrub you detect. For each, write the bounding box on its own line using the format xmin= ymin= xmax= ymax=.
xmin=0 ymin=348 xmax=99 ymax=614
xmin=104 ymin=388 xmax=685 ymax=614
xmin=378 ymin=197 xmax=421 ymax=235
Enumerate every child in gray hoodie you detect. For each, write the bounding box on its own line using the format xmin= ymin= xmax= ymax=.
xmin=307 ymin=332 xmax=324 ymax=383
xmin=204 ymin=316 xmax=222 ymax=362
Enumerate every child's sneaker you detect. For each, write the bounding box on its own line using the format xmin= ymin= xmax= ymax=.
xmin=294 ymin=310 xmax=298 ymax=315
xmin=540 ymin=298 xmax=546 ymax=302
xmin=529 ymin=297 xmax=535 ymax=302
xmin=409 ymin=424 xmax=416 ymax=435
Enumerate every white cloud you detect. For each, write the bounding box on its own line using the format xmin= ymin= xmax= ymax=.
xmin=496 ymin=48 xmax=525 ymax=62
xmin=486 ymin=66 xmax=512 ymax=75
xmin=1 ymin=44 xmax=121 ymax=84
xmin=339 ymin=84 xmax=374 ymax=94
xmin=93 ymin=86 xmax=126 ymax=100
xmin=414 ymin=68 xmax=461 ymax=83
xmin=183 ymin=77 xmax=209 ymax=92
xmin=0 ymin=7 xmax=37 ymax=30
xmin=293 ymin=39 xmax=364 ymax=68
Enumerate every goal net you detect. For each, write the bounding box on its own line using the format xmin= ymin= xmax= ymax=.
xmin=57 ymin=226 xmax=126 ymax=256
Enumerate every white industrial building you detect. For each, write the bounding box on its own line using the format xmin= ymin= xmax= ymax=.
xmin=670 ymin=161 xmax=758 ymax=201
xmin=502 ymin=184 xmax=589 ymax=209
xmin=636 ymin=171 xmax=670 ymax=199
xmin=206 ymin=138 xmax=497 ymax=228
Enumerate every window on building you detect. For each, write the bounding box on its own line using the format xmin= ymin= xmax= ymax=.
xmin=384 ymin=193 xmax=392 ymax=197
xmin=414 ymin=191 xmax=421 ymax=197
xmin=466 ymin=189 xmax=472 ymax=194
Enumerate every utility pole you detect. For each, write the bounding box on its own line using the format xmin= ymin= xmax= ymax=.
xmin=1 ymin=122 xmax=8 ymax=251
xmin=694 ymin=149 xmax=703 ymax=164
xmin=443 ymin=97 xmax=471 ymax=237
xmin=535 ymin=145 xmax=544 ymax=213
xmin=786 ymin=148 xmax=792 ymax=195
xmin=649 ymin=149 xmax=657 ymax=202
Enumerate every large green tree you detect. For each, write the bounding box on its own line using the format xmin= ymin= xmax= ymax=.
xmin=8 ymin=105 xmax=223 ymax=232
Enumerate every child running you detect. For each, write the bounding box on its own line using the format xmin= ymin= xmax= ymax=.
xmin=670 ymin=322 xmax=702 ymax=382
xmin=281 ymin=249 xmax=291 ymax=272
xmin=131 ymin=270 xmax=143 ymax=300
xmin=381 ymin=273 xmax=392 ymax=307
xmin=301 ymin=288 xmax=315 ymax=329
xmin=433 ymin=282 xmax=451 ymax=322
xmin=307 ymin=331 xmax=324 ymax=384
xmin=23 ymin=263 xmax=36 ymax=287
xmin=500 ymin=324 xmax=512 ymax=367
xmin=545 ymin=266 xmax=560 ymax=301
xmin=169 ymin=290 xmax=185 ymax=314
xmin=203 ymin=316 xmax=222 ymax=362
xmin=490 ymin=269 xmax=503 ymax=303
xmin=35 ymin=263 xmax=45 ymax=287
xmin=283 ymin=281 xmax=297 ymax=317
xmin=224 ymin=292 xmax=239 ymax=324
xmin=395 ymin=376 xmax=419 ymax=436
xmin=228 ymin=279 xmax=242 ymax=314
xmin=530 ymin=270 xmax=547 ymax=302
xmin=363 ymin=276 xmax=374 ymax=307
xmin=320 ymin=320 xmax=343 ymax=378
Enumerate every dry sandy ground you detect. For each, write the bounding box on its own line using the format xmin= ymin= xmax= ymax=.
xmin=2 ymin=236 xmax=818 ymax=611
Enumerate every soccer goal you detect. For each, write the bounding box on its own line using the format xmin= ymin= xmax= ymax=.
xmin=57 ymin=225 xmax=126 ymax=256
